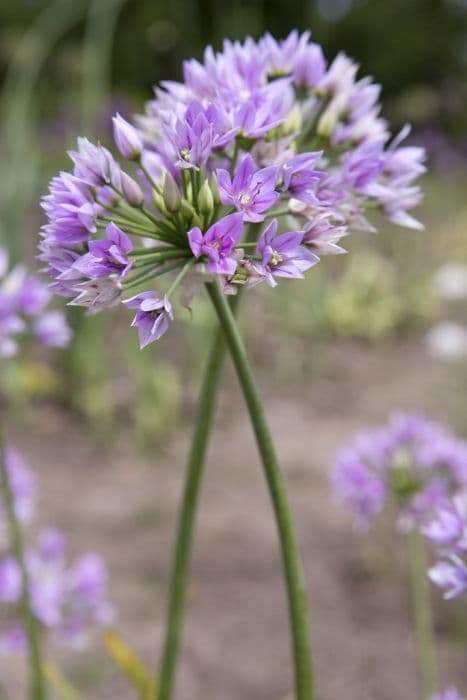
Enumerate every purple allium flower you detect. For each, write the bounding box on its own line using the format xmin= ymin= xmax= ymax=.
xmin=281 ymin=152 xmax=325 ymax=203
xmin=428 ymin=556 xmax=467 ymax=599
xmin=0 ymin=556 xmax=21 ymax=602
xmin=217 ymin=155 xmax=279 ymax=222
xmin=72 ymin=222 xmax=133 ymax=281
xmin=188 ymin=213 xmax=244 ymax=275
xmin=37 ymin=30 xmax=426 ymax=347
xmin=254 ymin=219 xmax=318 ymax=287
xmin=0 ymin=529 xmax=113 ymax=652
xmin=68 ymin=137 xmax=119 ymax=187
xmin=332 ymin=413 xmax=467 ymax=529
xmin=112 ymin=113 xmax=143 ymax=160
xmin=41 ymin=172 xmax=98 ymax=246
xmin=260 ymin=31 xmax=326 ymax=89
xmin=424 ymin=493 xmax=467 ymax=600
xmin=0 ymin=624 xmax=27 ymax=656
xmin=69 ymin=278 xmax=121 ymax=314
xmin=123 ymin=291 xmax=173 ymax=348
xmin=166 ymin=100 xmax=236 ymax=170
xmin=302 ymin=213 xmax=348 ymax=255
xmin=32 ymin=311 xmax=72 ymax=348
xmin=0 ymin=448 xmax=36 ymax=542
xmin=423 ymin=495 xmax=467 ymax=551
xmin=432 ymin=689 xmax=465 ymax=700
xmin=15 ymin=274 xmax=51 ymax=316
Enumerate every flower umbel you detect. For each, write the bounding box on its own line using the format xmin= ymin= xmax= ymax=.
xmin=37 ymin=30 xmax=425 ymax=348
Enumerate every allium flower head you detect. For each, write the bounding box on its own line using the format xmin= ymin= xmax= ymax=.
xmin=38 ymin=30 xmax=426 ymax=347
xmin=332 ymin=413 xmax=467 ymax=530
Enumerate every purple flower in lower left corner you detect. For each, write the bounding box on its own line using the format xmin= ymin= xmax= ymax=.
xmin=432 ymin=689 xmax=465 ymax=700
xmin=123 ymin=292 xmax=174 ymax=348
xmin=0 ymin=528 xmax=113 ymax=653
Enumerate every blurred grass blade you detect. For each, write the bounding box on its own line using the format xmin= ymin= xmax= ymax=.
xmin=0 ymin=0 xmax=88 ymax=259
xmin=103 ymin=629 xmax=157 ymax=699
xmin=45 ymin=663 xmax=82 ymax=700
xmin=81 ymin=0 xmax=128 ymax=134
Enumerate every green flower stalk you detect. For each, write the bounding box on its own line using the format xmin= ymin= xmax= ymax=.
xmin=0 ymin=433 xmax=47 ymax=700
xmin=206 ymin=280 xmax=314 ymax=700
xmin=408 ymin=529 xmax=437 ymax=700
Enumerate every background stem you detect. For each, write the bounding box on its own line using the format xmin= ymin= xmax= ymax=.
xmin=205 ymin=280 xmax=314 ymax=700
xmin=0 ymin=431 xmax=47 ymax=700
xmin=407 ymin=529 xmax=437 ymax=700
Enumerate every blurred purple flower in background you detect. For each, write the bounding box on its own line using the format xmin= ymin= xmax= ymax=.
xmin=0 ymin=449 xmax=112 ymax=654
xmin=432 ymin=690 xmax=465 ymax=700
xmin=0 ymin=248 xmax=71 ymax=357
xmin=332 ymin=413 xmax=467 ymax=530
xmin=0 ymin=449 xmax=36 ymax=544
xmin=424 ymin=494 xmax=467 ymax=599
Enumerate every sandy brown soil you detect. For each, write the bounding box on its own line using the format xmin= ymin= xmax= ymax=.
xmin=3 ymin=335 xmax=467 ymax=699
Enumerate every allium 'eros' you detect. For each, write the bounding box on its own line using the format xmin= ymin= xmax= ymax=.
xmin=217 ymin=155 xmax=279 ymax=222
xmin=123 ymin=292 xmax=174 ymax=348
xmin=37 ymin=30 xmax=425 ymax=348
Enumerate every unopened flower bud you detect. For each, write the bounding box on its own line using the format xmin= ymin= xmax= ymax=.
xmin=154 ymin=190 xmax=167 ymax=215
xmin=162 ymin=170 xmax=181 ymax=213
xmin=120 ymin=171 xmax=144 ymax=207
xmin=112 ymin=114 xmax=143 ymax=160
xmin=210 ymin=172 xmax=220 ymax=205
xmin=282 ymin=104 xmax=302 ymax=135
xmin=317 ymin=95 xmax=346 ymax=139
xmin=198 ymin=180 xmax=214 ymax=215
xmin=191 ymin=212 xmax=203 ymax=229
xmin=180 ymin=199 xmax=196 ymax=222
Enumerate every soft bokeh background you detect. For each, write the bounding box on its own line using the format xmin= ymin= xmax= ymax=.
xmin=1 ymin=1 xmax=467 ymax=698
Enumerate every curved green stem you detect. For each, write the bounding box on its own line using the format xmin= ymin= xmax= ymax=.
xmin=407 ymin=529 xmax=437 ymax=700
xmin=205 ymin=280 xmax=314 ymax=700
xmin=0 ymin=432 xmax=47 ymax=699
xmin=156 ymin=294 xmax=242 ymax=700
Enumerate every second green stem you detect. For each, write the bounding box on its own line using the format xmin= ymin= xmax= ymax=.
xmin=206 ymin=280 xmax=314 ymax=700
xmin=408 ymin=529 xmax=437 ymax=700
xmin=0 ymin=433 xmax=47 ymax=700
xmin=156 ymin=294 xmax=242 ymax=700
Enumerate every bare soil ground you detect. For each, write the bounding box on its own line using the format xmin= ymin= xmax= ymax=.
xmin=3 ymin=336 xmax=467 ymax=700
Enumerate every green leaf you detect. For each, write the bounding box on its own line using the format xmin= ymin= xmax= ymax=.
xmin=103 ymin=629 xmax=157 ymax=699
xmin=44 ymin=663 xmax=82 ymax=700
